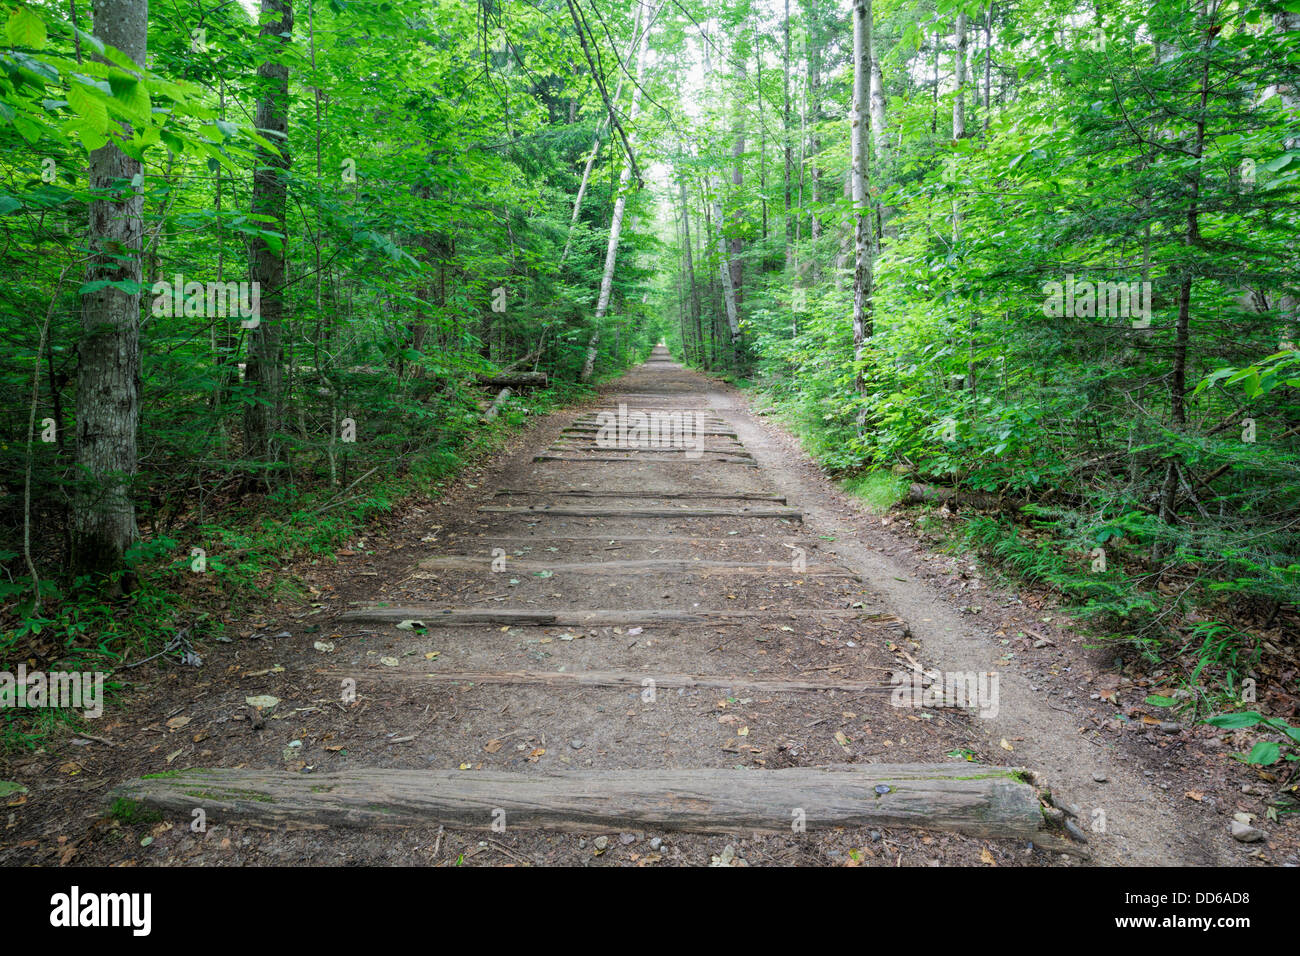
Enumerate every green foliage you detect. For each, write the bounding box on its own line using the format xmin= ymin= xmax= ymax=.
xmin=1204 ymin=711 xmax=1300 ymax=766
xmin=657 ymin=0 xmax=1300 ymax=709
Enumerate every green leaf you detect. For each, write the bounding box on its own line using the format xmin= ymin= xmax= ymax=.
xmin=6 ymin=7 xmax=47 ymax=49
xmin=1145 ymin=695 xmax=1178 ymax=707
xmin=67 ymin=80 xmax=109 ymax=133
xmin=1204 ymin=711 xmax=1263 ymax=729
xmin=106 ymin=69 xmax=150 ymax=125
xmin=1245 ymin=741 xmax=1281 ymax=766
xmin=12 ymin=114 xmax=43 ymax=144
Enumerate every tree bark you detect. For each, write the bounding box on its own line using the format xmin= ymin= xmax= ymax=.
xmin=953 ymin=11 xmax=968 ymax=140
xmin=110 ymin=763 xmax=1053 ymax=842
xmin=243 ymin=0 xmax=293 ymax=472
xmin=72 ymin=0 xmax=148 ymax=578
xmin=677 ymin=173 xmax=703 ymax=364
xmin=850 ymin=0 xmax=875 ymax=390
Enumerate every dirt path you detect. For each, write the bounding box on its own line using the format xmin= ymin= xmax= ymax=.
xmin=4 ymin=349 xmax=1258 ymax=866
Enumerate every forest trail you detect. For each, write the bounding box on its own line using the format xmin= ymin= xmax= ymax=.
xmin=7 ymin=348 xmax=1247 ymax=866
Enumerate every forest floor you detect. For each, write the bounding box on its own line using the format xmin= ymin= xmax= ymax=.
xmin=1 ymin=349 xmax=1291 ymax=866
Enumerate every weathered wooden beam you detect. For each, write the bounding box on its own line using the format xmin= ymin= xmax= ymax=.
xmin=475 ymin=506 xmax=799 ymax=519
xmin=562 ymin=425 xmax=739 ymax=437
xmin=324 ymin=667 xmax=899 ymax=695
xmin=547 ymin=445 xmax=754 ymax=458
xmin=415 ymin=556 xmax=855 ymax=577
xmin=493 ymin=489 xmax=785 ymax=502
xmin=107 ymin=764 xmax=1052 ymax=841
xmin=532 ymin=455 xmax=758 ymax=467
xmin=337 ymin=606 xmax=907 ymax=634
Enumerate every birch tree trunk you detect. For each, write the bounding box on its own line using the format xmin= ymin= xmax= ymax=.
xmin=870 ymin=42 xmax=887 ymax=170
xmin=850 ymin=0 xmax=874 ymax=391
xmin=244 ymin=0 xmax=293 ymax=471
xmin=580 ymin=0 xmax=654 ymax=382
xmin=678 ymin=174 xmax=703 ymax=364
xmin=869 ymin=30 xmax=890 ymax=240
xmin=713 ymin=182 xmax=741 ymax=344
xmin=72 ymin=0 xmax=147 ymax=578
xmin=953 ymin=11 xmax=968 ymax=140
xmin=561 ymin=3 xmax=646 ymax=266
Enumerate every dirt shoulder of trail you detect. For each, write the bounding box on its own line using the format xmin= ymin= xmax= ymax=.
xmin=719 ymin=378 xmax=1295 ymax=868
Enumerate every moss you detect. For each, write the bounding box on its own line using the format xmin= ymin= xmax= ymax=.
xmin=109 ymin=798 xmax=163 ymax=825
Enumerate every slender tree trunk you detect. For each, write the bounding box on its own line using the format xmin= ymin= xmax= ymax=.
xmin=869 ymin=30 xmax=889 ymax=240
xmin=931 ymin=27 xmax=940 ymax=134
xmin=72 ymin=0 xmax=147 ymax=579
xmin=678 ymin=174 xmax=702 ymax=365
xmin=851 ymin=0 xmax=874 ymax=390
xmin=983 ymin=5 xmax=993 ymax=133
xmin=783 ymin=0 xmax=794 ymax=281
xmin=562 ymin=3 xmax=645 ymax=265
xmin=1157 ymin=9 xmax=1215 ymax=537
xmin=806 ymin=0 xmax=822 ymax=251
xmin=1273 ymin=10 xmax=1300 ymax=343
xmin=729 ymin=62 xmax=746 ymax=324
xmin=580 ymin=0 xmax=654 ymax=381
xmin=244 ymin=0 xmax=293 ymax=473
xmin=953 ymin=12 xmax=967 ymax=140
xmin=713 ymin=181 xmax=741 ymax=345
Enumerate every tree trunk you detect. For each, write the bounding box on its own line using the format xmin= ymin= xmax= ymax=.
xmin=850 ymin=0 xmax=875 ymax=390
xmin=678 ymin=174 xmax=703 ymax=364
xmin=72 ymin=0 xmax=148 ymax=579
xmin=783 ymin=0 xmax=794 ymax=281
xmin=713 ymin=181 xmax=741 ymax=345
xmin=953 ymin=11 xmax=968 ymax=140
xmin=580 ymin=0 xmax=654 ymax=382
xmin=806 ymin=0 xmax=822 ymax=252
xmin=110 ymin=763 xmax=1056 ymax=842
xmin=729 ymin=63 xmax=746 ymax=323
xmin=243 ymin=0 xmax=293 ymax=472
xmin=561 ymin=2 xmax=646 ymax=266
